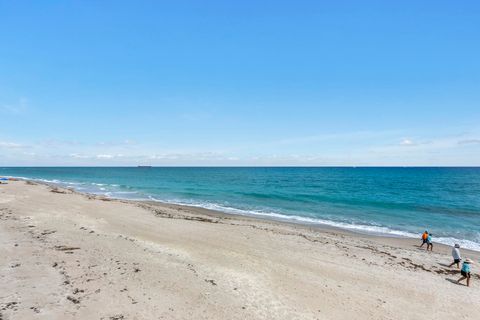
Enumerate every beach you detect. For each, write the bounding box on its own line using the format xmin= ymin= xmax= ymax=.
xmin=1 ymin=180 xmax=479 ymax=320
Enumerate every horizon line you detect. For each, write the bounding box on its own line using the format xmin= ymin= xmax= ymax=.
xmin=2 ymin=165 xmax=480 ymax=168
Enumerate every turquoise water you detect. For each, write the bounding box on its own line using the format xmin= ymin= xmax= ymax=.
xmin=2 ymin=167 xmax=480 ymax=251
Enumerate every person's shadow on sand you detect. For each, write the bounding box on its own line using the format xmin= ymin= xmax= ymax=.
xmin=445 ymin=278 xmax=465 ymax=286
xmin=438 ymin=263 xmax=453 ymax=267
xmin=414 ymin=245 xmax=428 ymax=251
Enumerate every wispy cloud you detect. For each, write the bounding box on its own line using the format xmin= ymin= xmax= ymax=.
xmin=96 ymin=140 xmax=136 ymax=147
xmin=399 ymin=138 xmax=415 ymax=146
xmin=0 ymin=98 xmax=28 ymax=115
xmin=63 ymin=151 xmax=237 ymax=163
xmin=69 ymin=153 xmax=90 ymax=159
xmin=148 ymin=152 xmax=230 ymax=161
xmin=369 ymin=134 xmax=480 ymax=157
xmin=0 ymin=141 xmax=28 ymax=149
xmin=274 ymin=130 xmax=396 ymax=145
xmin=39 ymin=139 xmax=137 ymax=148
xmin=69 ymin=153 xmax=127 ymax=160
xmin=458 ymin=139 xmax=480 ymax=145
xmin=96 ymin=154 xmax=116 ymax=159
xmin=40 ymin=139 xmax=83 ymax=147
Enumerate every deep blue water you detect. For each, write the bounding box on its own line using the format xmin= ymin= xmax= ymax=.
xmin=2 ymin=167 xmax=480 ymax=250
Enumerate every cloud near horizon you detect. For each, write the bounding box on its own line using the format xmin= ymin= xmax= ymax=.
xmin=1 ymin=131 xmax=479 ymax=166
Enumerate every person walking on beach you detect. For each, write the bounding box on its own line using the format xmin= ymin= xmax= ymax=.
xmin=426 ymin=233 xmax=433 ymax=251
xmin=457 ymin=258 xmax=473 ymax=287
xmin=420 ymin=231 xmax=429 ymax=248
xmin=449 ymin=244 xmax=462 ymax=268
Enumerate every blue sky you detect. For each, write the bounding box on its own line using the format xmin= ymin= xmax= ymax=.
xmin=1 ymin=1 xmax=479 ymax=166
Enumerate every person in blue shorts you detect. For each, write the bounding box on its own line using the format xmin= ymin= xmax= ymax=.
xmin=457 ymin=258 xmax=473 ymax=287
xmin=426 ymin=233 xmax=433 ymax=251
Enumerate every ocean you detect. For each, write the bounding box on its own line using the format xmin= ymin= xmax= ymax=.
xmin=2 ymin=167 xmax=480 ymax=251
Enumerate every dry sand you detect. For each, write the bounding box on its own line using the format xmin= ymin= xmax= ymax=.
xmin=1 ymin=180 xmax=479 ymax=320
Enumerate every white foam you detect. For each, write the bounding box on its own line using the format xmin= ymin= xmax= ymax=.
xmin=112 ymin=191 xmax=138 ymax=194
xmin=434 ymin=237 xmax=480 ymax=252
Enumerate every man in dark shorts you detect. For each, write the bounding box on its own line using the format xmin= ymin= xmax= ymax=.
xmin=420 ymin=230 xmax=428 ymax=248
xmin=449 ymin=244 xmax=461 ymax=268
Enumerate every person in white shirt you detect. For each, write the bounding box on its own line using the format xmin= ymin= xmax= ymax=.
xmin=448 ymin=244 xmax=461 ymax=269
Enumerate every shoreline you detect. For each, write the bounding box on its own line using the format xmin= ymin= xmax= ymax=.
xmin=25 ymin=178 xmax=480 ymax=260
xmin=19 ymin=176 xmax=480 ymax=254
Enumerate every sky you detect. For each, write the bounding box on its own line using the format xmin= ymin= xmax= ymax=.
xmin=1 ymin=0 xmax=479 ymax=166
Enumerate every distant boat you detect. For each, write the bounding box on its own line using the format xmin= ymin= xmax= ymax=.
xmin=137 ymin=166 xmax=152 ymax=168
